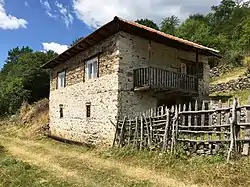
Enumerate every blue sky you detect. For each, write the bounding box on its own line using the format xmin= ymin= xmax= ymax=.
xmin=0 ymin=0 xmax=223 ymax=69
xmin=0 ymin=0 xmax=92 ymax=68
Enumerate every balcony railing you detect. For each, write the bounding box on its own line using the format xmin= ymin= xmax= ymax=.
xmin=133 ymin=67 xmax=198 ymax=93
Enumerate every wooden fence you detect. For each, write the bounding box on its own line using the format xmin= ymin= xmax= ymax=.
xmin=113 ymin=97 xmax=250 ymax=162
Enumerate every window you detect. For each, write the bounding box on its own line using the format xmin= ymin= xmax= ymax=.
xmin=59 ymin=104 xmax=63 ymax=118
xmin=86 ymin=103 xmax=91 ymax=118
xmin=58 ymin=71 xmax=66 ymax=89
xmin=85 ymin=57 xmax=98 ymax=80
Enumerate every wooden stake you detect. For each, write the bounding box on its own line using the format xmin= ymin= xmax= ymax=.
xmin=140 ymin=115 xmax=144 ymax=150
xmin=227 ymin=98 xmax=237 ymax=163
xmin=162 ymin=108 xmax=170 ymax=151
xmin=118 ymin=116 xmax=127 ymax=148
xmin=242 ymin=96 xmax=250 ymax=156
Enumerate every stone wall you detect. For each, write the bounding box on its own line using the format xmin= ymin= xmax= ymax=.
xmin=210 ymin=75 xmax=250 ymax=93
xmin=49 ymin=31 xmax=212 ymax=145
xmin=49 ymin=33 xmax=120 ymax=146
xmin=210 ymin=65 xmax=234 ymax=79
xmin=117 ymin=32 xmax=210 ymax=117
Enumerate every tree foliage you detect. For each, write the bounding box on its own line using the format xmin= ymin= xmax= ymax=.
xmin=160 ymin=15 xmax=180 ymax=35
xmin=0 ymin=0 xmax=250 ymax=117
xmin=135 ymin=0 xmax=250 ymax=66
xmin=0 ymin=47 xmax=57 ymax=117
xmin=136 ymin=19 xmax=159 ymax=30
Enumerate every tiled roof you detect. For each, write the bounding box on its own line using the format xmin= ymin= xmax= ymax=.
xmin=43 ymin=16 xmax=219 ymax=69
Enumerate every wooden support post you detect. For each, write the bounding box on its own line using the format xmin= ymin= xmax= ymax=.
xmin=118 ymin=116 xmax=127 ymax=148
xmin=242 ymin=96 xmax=250 ymax=156
xmin=194 ymin=100 xmax=198 ymax=140
xmin=144 ymin=116 xmax=152 ymax=148
xmin=134 ymin=116 xmax=138 ymax=148
xmin=188 ymin=102 xmax=192 ymax=141
xmin=162 ymin=108 xmax=170 ymax=151
xmin=112 ymin=120 xmax=120 ymax=147
xmin=171 ymin=106 xmax=179 ymax=154
xmin=128 ymin=118 xmax=132 ymax=146
xmin=236 ymin=98 xmax=241 ymax=152
xmin=227 ymin=98 xmax=237 ymax=163
xmin=208 ymin=101 xmax=213 ymax=154
xmin=140 ymin=115 xmax=144 ymax=150
xmin=214 ymin=100 xmax=222 ymax=152
xmin=149 ymin=117 xmax=153 ymax=146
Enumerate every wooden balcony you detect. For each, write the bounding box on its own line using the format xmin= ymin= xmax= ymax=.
xmin=133 ymin=67 xmax=198 ymax=93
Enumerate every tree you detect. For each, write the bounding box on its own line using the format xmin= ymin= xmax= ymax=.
xmin=0 ymin=47 xmax=57 ymax=116
xmin=176 ymin=18 xmax=212 ymax=46
xmin=135 ymin=19 xmax=159 ymax=30
xmin=160 ymin=15 xmax=180 ymax=35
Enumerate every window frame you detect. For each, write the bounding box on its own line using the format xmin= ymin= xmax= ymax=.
xmin=86 ymin=102 xmax=91 ymax=118
xmin=59 ymin=104 xmax=64 ymax=118
xmin=85 ymin=57 xmax=98 ymax=81
xmin=57 ymin=71 xmax=66 ymax=89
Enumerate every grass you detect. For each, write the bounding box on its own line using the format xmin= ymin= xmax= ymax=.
xmin=2 ymin=98 xmax=250 ymax=187
xmin=0 ymin=145 xmax=74 ymax=187
xmin=1 ymin=123 xmax=250 ymax=187
xmin=210 ymin=67 xmax=246 ymax=85
xmin=210 ymin=89 xmax=250 ymax=104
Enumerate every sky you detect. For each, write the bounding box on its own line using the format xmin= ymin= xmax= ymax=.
xmin=0 ymin=0 xmax=224 ymax=69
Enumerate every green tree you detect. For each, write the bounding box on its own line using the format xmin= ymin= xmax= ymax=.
xmin=135 ymin=19 xmax=159 ymax=30
xmin=0 ymin=47 xmax=57 ymax=116
xmin=160 ymin=15 xmax=180 ymax=35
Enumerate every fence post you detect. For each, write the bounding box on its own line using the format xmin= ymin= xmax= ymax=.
xmin=134 ymin=116 xmax=139 ymax=148
xmin=162 ymin=108 xmax=170 ymax=151
xmin=118 ymin=116 xmax=127 ymax=148
xmin=242 ymin=96 xmax=250 ymax=155
xmin=171 ymin=105 xmax=179 ymax=155
xmin=112 ymin=119 xmax=120 ymax=147
xmin=227 ymin=98 xmax=237 ymax=163
xmin=140 ymin=115 xmax=144 ymax=150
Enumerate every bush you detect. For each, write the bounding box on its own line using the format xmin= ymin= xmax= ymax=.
xmin=243 ymin=56 xmax=250 ymax=73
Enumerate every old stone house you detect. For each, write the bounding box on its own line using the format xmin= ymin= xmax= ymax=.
xmin=43 ymin=17 xmax=219 ymax=145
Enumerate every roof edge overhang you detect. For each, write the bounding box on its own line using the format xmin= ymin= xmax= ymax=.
xmin=42 ymin=16 xmax=220 ymax=69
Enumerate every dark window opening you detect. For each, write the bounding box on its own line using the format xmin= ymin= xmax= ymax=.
xmin=59 ymin=104 xmax=63 ymax=118
xmin=86 ymin=103 xmax=91 ymax=118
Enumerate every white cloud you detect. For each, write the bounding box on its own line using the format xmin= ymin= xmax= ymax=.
xmin=40 ymin=0 xmax=74 ymax=27
xmin=24 ymin=1 xmax=29 ymax=7
xmin=40 ymin=0 xmax=57 ymax=18
xmin=42 ymin=42 xmax=68 ymax=54
xmin=55 ymin=1 xmax=74 ymax=27
xmin=72 ymin=0 xmax=223 ymax=28
xmin=0 ymin=0 xmax=28 ymax=30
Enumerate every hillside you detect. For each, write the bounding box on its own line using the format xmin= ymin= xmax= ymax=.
xmin=210 ymin=66 xmax=250 ymax=104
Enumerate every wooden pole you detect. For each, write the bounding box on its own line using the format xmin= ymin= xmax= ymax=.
xmin=140 ymin=115 xmax=144 ymax=150
xmin=112 ymin=120 xmax=120 ymax=147
xmin=242 ymin=96 xmax=250 ymax=156
xmin=227 ymin=98 xmax=237 ymax=163
xmin=144 ymin=116 xmax=152 ymax=148
xmin=128 ymin=118 xmax=132 ymax=146
xmin=118 ymin=116 xmax=127 ymax=148
xmin=134 ymin=116 xmax=138 ymax=148
xmin=162 ymin=108 xmax=170 ymax=151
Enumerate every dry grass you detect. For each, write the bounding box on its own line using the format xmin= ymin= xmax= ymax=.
xmin=1 ymin=99 xmax=250 ymax=186
xmin=210 ymin=67 xmax=246 ymax=85
xmin=210 ymin=90 xmax=250 ymax=104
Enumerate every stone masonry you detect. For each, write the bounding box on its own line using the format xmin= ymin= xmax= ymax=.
xmin=49 ymin=31 xmax=211 ymax=146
